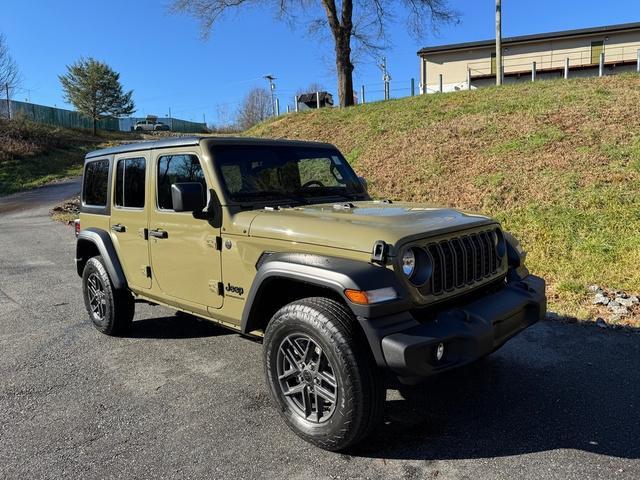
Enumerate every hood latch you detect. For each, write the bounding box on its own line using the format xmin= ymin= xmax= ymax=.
xmin=333 ymin=202 xmax=356 ymax=210
xmin=371 ymin=240 xmax=389 ymax=264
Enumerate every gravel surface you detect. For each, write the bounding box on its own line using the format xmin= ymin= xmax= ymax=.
xmin=0 ymin=182 xmax=639 ymax=479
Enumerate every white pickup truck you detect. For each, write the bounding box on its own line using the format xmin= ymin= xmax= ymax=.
xmin=133 ymin=120 xmax=170 ymax=132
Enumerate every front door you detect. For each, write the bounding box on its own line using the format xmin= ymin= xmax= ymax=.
xmin=110 ymin=154 xmax=151 ymax=290
xmin=148 ymin=151 xmax=223 ymax=310
xmin=591 ymin=40 xmax=604 ymax=65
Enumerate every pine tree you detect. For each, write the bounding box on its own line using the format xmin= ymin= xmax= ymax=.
xmin=59 ymin=58 xmax=135 ymax=135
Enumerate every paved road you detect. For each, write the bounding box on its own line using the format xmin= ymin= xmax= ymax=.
xmin=0 ymin=183 xmax=639 ymax=479
xmin=0 ymin=177 xmax=81 ymax=215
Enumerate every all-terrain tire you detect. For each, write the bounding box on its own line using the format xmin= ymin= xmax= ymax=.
xmin=263 ymin=297 xmax=385 ymax=451
xmin=82 ymin=256 xmax=134 ymax=336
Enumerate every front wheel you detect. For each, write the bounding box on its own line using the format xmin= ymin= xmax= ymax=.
xmin=82 ymin=256 xmax=134 ymax=336
xmin=263 ymin=297 xmax=385 ymax=451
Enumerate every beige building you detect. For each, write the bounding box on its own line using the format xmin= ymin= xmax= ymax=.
xmin=418 ymin=22 xmax=640 ymax=93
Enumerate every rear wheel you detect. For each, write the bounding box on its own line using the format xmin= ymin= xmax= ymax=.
xmin=82 ymin=256 xmax=134 ymax=336
xmin=263 ymin=297 xmax=385 ymax=451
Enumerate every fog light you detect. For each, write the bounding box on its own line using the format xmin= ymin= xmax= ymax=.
xmin=435 ymin=342 xmax=445 ymax=362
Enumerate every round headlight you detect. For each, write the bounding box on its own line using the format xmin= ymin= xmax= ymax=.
xmin=402 ymin=249 xmax=416 ymax=277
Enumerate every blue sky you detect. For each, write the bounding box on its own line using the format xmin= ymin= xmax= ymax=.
xmin=2 ymin=1 xmax=639 ymax=124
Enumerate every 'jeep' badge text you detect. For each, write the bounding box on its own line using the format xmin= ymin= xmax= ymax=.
xmin=225 ymin=283 xmax=244 ymax=296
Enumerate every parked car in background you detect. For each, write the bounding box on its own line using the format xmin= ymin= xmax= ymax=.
xmin=133 ymin=120 xmax=171 ymax=132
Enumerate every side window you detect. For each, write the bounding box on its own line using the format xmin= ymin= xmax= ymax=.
xmin=83 ymin=159 xmax=110 ymax=206
xmin=157 ymin=154 xmax=206 ymax=210
xmin=115 ymin=157 xmax=146 ymax=208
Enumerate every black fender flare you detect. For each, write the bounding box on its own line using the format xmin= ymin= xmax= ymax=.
xmin=240 ymin=252 xmax=411 ymax=334
xmin=75 ymin=228 xmax=127 ymax=290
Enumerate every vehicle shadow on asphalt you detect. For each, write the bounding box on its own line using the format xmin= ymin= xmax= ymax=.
xmin=354 ymin=322 xmax=640 ymax=461
xmin=128 ymin=313 xmax=233 ymax=340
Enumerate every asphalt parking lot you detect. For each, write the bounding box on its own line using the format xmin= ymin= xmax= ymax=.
xmin=0 ymin=182 xmax=639 ymax=480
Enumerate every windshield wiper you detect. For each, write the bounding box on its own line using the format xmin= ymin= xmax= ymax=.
xmin=294 ymin=188 xmax=362 ymax=202
xmin=324 ymin=190 xmax=364 ymax=202
xmin=232 ymin=190 xmax=309 ymax=206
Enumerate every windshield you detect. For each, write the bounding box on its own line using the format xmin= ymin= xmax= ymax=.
xmin=212 ymin=145 xmax=367 ymax=204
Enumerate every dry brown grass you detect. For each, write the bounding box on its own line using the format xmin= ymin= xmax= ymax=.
xmin=0 ymin=118 xmax=140 ymax=195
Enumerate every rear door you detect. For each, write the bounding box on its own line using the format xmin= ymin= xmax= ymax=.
xmin=110 ymin=153 xmax=151 ymax=290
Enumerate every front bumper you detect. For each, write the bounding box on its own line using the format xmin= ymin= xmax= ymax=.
xmin=357 ymin=274 xmax=546 ymax=378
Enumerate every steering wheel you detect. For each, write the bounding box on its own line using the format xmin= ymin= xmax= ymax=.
xmin=301 ymin=180 xmax=325 ymax=188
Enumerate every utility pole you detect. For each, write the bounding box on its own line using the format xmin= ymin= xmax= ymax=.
xmin=263 ymin=74 xmax=277 ymax=116
xmin=495 ymin=0 xmax=503 ymax=86
xmin=379 ymin=57 xmax=391 ymax=100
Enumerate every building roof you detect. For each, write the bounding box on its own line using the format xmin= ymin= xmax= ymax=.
xmin=418 ymin=21 xmax=640 ymax=56
xmin=85 ymin=136 xmax=334 ymax=159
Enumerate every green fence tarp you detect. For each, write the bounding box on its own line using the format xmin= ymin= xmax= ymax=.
xmin=1 ymin=100 xmax=207 ymax=134
xmin=5 ymin=100 xmax=119 ymax=130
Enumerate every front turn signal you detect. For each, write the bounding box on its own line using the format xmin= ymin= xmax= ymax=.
xmin=344 ymin=287 xmax=397 ymax=305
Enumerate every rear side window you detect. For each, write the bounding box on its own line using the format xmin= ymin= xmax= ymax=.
xmin=83 ymin=159 xmax=110 ymax=206
xmin=157 ymin=154 xmax=206 ymax=210
xmin=115 ymin=157 xmax=146 ymax=208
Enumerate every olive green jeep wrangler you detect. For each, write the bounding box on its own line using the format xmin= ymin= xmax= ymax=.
xmin=76 ymin=136 xmax=546 ymax=451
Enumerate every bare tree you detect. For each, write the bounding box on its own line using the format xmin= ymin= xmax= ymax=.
xmin=170 ymin=0 xmax=458 ymax=107
xmin=237 ymin=87 xmax=272 ymax=130
xmin=296 ymin=82 xmax=327 ymax=96
xmin=0 ymin=33 xmax=20 ymax=113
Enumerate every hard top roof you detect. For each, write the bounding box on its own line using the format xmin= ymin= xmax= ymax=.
xmin=85 ymin=136 xmax=336 ymax=159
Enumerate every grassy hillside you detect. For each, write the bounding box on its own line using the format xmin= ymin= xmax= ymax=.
xmin=0 ymin=118 xmax=138 ymax=195
xmin=248 ymin=74 xmax=640 ymax=324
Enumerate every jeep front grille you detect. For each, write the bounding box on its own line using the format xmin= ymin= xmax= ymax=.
xmin=424 ymin=228 xmax=503 ymax=296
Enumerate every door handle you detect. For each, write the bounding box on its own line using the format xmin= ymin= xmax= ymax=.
xmin=111 ymin=223 xmax=126 ymax=233
xmin=149 ymin=229 xmax=168 ymax=239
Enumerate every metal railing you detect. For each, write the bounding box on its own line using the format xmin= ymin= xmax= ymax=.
xmin=468 ymin=44 xmax=640 ymax=78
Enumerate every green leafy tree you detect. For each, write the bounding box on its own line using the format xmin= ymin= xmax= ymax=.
xmin=59 ymin=58 xmax=135 ymax=135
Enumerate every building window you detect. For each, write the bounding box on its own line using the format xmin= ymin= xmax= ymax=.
xmin=115 ymin=157 xmax=146 ymax=208
xmin=591 ymin=40 xmax=604 ymax=64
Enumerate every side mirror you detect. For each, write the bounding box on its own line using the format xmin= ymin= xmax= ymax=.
xmin=358 ymin=176 xmax=368 ymax=191
xmin=171 ymin=183 xmax=205 ymax=212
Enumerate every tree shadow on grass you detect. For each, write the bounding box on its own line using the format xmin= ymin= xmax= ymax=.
xmin=354 ymin=320 xmax=640 ymax=461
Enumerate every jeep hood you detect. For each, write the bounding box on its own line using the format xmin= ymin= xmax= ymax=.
xmin=245 ymin=201 xmax=496 ymax=254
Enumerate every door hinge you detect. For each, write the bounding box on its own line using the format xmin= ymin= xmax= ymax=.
xmin=209 ymin=280 xmax=225 ymax=296
xmin=141 ymin=228 xmax=149 ymax=240
xmin=206 ymin=235 xmax=223 ymax=250
xmin=141 ymin=265 xmax=152 ymax=278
